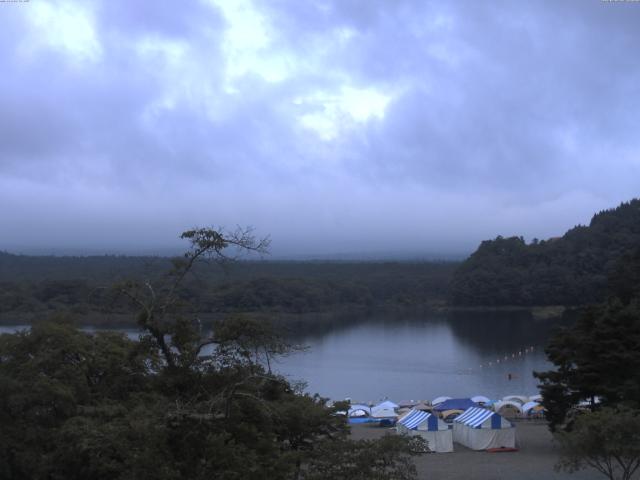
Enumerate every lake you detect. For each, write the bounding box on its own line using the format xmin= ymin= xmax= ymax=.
xmin=0 ymin=311 xmax=566 ymax=404
xmin=274 ymin=311 xmax=566 ymax=403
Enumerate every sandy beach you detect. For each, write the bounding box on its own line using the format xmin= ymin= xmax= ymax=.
xmin=350 ymin=421 xmax=603 ymax=480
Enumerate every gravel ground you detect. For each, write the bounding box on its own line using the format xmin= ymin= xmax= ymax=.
xmin=350 ymin=421 xmax=605 ymax=480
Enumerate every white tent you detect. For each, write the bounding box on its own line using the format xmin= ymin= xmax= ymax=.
xmin=471 ymin=395 xmax=491 ymax=405
xmin=348 ymin=404 xmax=371 ymax=417
xmin=453 ymin=407 xmax=516 ymax=450
xmin=493 ymin=401 xmax=523 ymax=418
xmin=431 ymin=396 xmax=451 ymax=406
xmin=521 ymin=401 xmax=540 ymax=414
xmin=372 ymin=400 xmax=399 ymax=414
xmin=371 ymin=408 xmax=397 ymax=419
xmin=370 ymin=401 xmax=398 ymax=425
xmin=397 ymin=409 xmax=453 ymax=453
xmin=528 ymin=394 xmax=542 ymax=402
xmin=502 ymin=395 xmax=528 ymax=405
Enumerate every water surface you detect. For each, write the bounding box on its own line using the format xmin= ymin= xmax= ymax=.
xmin=274 ymin=312 xmax=564 ymax=403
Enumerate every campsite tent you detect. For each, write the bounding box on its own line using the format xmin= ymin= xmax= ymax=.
xmin=440 ymin=409 xmax=464 ymax=423
xmin=413 ymin=401 xmax=433 ymax=412
xmin=348 ymin=404 xmax=372 ymax=423
xmin=397 ymin=409 xmax=453 ymax=453
xmin=348 ymin=404 xmax=371 ymax=416
xmin=371 ymin=401 xmax=398 ymax=425
xmin=493 ymin=401 xmax=523 ymax=418
xmin=431 ymin=396 xmax=451 ymax=406
xmin=502 ymin=395 xmax=528 ymax=405
xmin=372 ymin=400 xmax=399 ymax=414
xmin=453 ymin=407 xmax=516 ymax=450
xmin=432 ymin=398 xmax=477 ymax=412
xmin=522 ymin=401 xmax=545 ymax=417
xmin=521 ymin=401 xmax=540 ymax=414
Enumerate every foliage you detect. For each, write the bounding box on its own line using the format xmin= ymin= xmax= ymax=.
xmin=534 ymin=299 xmax=640 ymax=430
xmin=450 ymin=198 xmax=640 ymax=306
xmin=0 ymin=228 xmax=423 ymax=479
xmin=555 ymin=406 xmax=640 ymax=480
xmin=0 ymin=253 xmax=456 ymax=330
xmin=301 ymin=434 xmax=425 ymax=480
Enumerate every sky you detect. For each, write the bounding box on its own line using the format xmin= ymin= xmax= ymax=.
xmin=1 ymin=0 xmax=639 ymax=258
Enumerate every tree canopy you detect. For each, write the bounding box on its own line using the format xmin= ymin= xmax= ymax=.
xmin=0 ymin=227 xmax=423 ymax=479
xmin=450 ymin=199 xmax=640 ymax=306
xmin=534 ymin=299 xmax=640 ymax=431
xmin=555 ymin=406 xmax=640 ymax=480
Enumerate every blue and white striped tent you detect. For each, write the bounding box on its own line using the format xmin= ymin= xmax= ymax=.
xmin=398 ymin=410 xmax=438 ymax=430
xmin=455 ymin=407 xmax=505 ymax=429
xmin=453 ymin=407 xmax=516 ymax=450
xmin=397 ymin=409 xmax=453 ymax=452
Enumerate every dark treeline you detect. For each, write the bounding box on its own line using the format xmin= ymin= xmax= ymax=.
xmin=0 ymin=254 xmax=456 ymax=327
xmin=450 ymin=198 xmax=640 ymax=306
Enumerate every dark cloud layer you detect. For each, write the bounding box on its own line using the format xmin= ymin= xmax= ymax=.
xmin=1 ymin=0 xmax=639 ymax=257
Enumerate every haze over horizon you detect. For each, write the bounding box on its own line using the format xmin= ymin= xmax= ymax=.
xmin=1 ymin=1 xmax=639 ymax=258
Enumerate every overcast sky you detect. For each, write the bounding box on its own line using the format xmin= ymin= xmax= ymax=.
xmin=1 ymin=0 xmax=639 ymax=258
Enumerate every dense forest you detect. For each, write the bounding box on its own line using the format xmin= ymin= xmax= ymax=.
xmin=0 ymin=253 xmax=456 ymax=330
xmin=450 ymin=199 xmax=640 ymax=306
xmin=0 ymin=229 xmax=425 ymax=479
xmin=3 ymin=198 xmax=639 ymax=325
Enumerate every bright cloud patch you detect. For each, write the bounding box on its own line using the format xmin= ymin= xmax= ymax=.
xmin=25 ymin=2 xmax=102 ymax=62
xmin=212 ymin=0 xmax=291 ymax=87
xmin=296 ymin=86 xmax=393 ymax=140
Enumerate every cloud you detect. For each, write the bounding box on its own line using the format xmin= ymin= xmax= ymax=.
xmin=0 ymin=0 xmax=639 ymax=256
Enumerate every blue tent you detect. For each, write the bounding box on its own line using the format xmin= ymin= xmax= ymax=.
xmin=432 ymin=398 xmax=477 ymax=411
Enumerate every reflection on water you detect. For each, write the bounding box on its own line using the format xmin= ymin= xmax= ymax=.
xmin=275 ymin=312 xmax=568 ymax=403
xmin=1 ymin=311 xmax=569 ymax=403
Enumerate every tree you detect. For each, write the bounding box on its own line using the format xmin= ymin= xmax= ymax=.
xmin=0 ymin=227 xmax=424 ymax=479
xmin=302 ymin=434 xmax=426 ymax=480
xmin=534 ymin=299 xmax=640 ymax=431
xmin=555 ymin=406 xmax=640 ymax=480
xmin=117 ymin=226 xmax=270 ymax=370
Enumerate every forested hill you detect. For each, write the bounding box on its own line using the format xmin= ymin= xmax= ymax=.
xmin=450 ymin=199 xmax=640 ymax=306
xmin=0 ymin=253 xmax=456 ymax=327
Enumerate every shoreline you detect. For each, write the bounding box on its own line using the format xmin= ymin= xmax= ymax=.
xmin=0 ymin=303 xmax=575 ymax=328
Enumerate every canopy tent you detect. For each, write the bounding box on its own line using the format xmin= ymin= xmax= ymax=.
xmin=431 ymin=396 xmax=451 ymax=406
xmin=440 ymin=409 xmax=464 ymax=423
xmin=521 ymin=401 xmax=540 ymax=413
xmin=453 ymin=407 xmax=516 ymax=450
xmin=348 ymin=404 xmax=371 ymax=416
xmin=433 ymin=398 xmax=477 ymax=412
xmin=502 ymin=395 xmax=528 ymax=405
xmin=370 ymin=401 xmax=398 ymax=425
xmin=471 ymin=395 xmax=491 ymax=405
xmin=413 ymin=401 xmax=433 ymax=412
xmin=371 ymin=408 xmax=397 ymax=419
xmin=397 ymin=409 xmax=453 ymax=453
xmin=372 ymin=400 xmax=399 ymax=414
xmin=348 ymin=404 xmax=372 ymax=423
xmin=493 ymin=401 xmax=523 ymax=418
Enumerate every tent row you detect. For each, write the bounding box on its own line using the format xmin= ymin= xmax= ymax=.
xmin=396 ymin=406 xmax=517 ymax=452
xmin=348 ymin=396 xmax=544 ymax=425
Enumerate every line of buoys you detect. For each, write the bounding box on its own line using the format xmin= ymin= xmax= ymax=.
xmin=475 ymin=345 xmax=536 ymax=371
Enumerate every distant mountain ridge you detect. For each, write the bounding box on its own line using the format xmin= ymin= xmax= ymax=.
xmin=450 ymin=198 xmax=640 ymax=306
